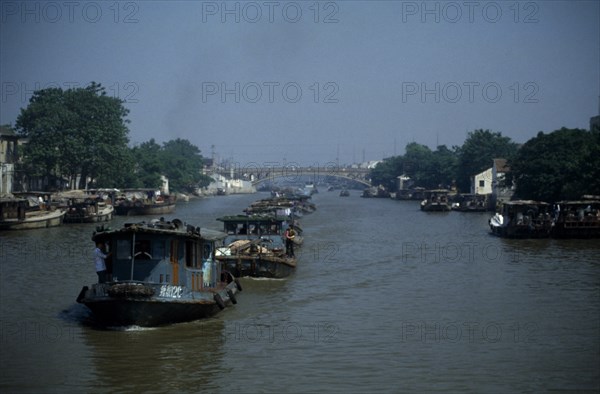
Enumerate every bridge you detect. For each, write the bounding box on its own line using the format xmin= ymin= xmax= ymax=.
xmin=212 ymin=164 xmax=372 ymax=187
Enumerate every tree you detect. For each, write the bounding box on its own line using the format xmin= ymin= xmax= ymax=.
xmin=508 ymin=128 xmax=600 ymax=201
xmin=455 ymin=129 xmax=518 ymax=192
xmin=369 ymin=143 xmax=457 ymax=190
xmin=127 ymin=138 xmax=212 ymax=192
xmin=130 ymin=139 xmax=164 ymax=188
xmin=15 ymin=82 xmax=131 ymax=189
xmin=161 ymin=138 xmax=209 ymax=191
xmin=370 ymin=155 xmax=403 ymax=190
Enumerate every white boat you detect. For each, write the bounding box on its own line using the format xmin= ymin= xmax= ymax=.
xmin=0 ymin=198 xmax=66 ymax=230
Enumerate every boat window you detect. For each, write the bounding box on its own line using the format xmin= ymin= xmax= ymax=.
xmin=116 ymin=240 xmax=132 ymax=259
xmin=185 ymin=240 xmax=197 ymax=268
xmin=185 ymin=241 xmax=202 ymax=268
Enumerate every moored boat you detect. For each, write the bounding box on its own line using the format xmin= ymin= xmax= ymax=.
xmin=362 ymin=186 xmax=390 ymax=198
xmin=339 ymin=189 xmax=350 ymax=197
xmin=114 ymin=189 xmax=176 ymax=216
xmin=62 ymin=193 xmax=114 ymax=223
xmin=551 ymin=200 xmax=600 ymax=238
xmin=452 ymin=193 xmax=489 ymax=212
xmin=489 ymin=200 xmax=553 ymax=238
xmin=0 ymin=197 xmax=66 ymax=230
xmin=76 ymin=218 xmax=241 ymax=327
xmin=420 ymin=190 xmax=451 ymax=212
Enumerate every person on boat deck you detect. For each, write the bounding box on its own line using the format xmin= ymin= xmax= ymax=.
xmin=284 ymin=226 xmax=296 ymax=257
xmin=94 ymin=241 xmax=111 ymax=283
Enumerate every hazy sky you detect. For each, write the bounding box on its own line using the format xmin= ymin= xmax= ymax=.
xmin=1 ymin=1 xmax=599 ymax=167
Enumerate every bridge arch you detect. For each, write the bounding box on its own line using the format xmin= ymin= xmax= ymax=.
xmin=251 ymin=174 xmax=372 ymax=187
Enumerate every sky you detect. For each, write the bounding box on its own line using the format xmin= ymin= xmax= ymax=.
xmin=1 ymin=0 xmax=599 ymax=168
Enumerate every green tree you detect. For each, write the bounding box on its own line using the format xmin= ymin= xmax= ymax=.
xmin=369 ymin=143 xmax=457 ymax=190
xmin=455 ymin=129 xmax=518 ymax=192
xmin=508 ymin=127 xmax=600 ymax=201
xmin=15 ymin=82 xmax=131 ymax=189
xmin=127 ymin=138 xmax=212 ymax=192
xmin=129 ymin=139 xmax=164 ymax=188
xmin=161 ymin=138 xmax=209 ymax=192
xmin=370 ymin=155 xmax=404 ymax=190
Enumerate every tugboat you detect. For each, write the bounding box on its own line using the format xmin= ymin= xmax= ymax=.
xmin=489 ymin=201 xmax=553 ymax=238
xmin=214 ymin=214 xmax=298 ymax=278
xmin=76 ymin=218 xmax=241 ymax=326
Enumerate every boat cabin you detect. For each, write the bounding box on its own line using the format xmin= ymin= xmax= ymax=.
xmin=553 ymin=200 xmax=600 ymax=238
xmin=93 ymin=219 xmax=226 ymax=289
xmin=216 ymin=214 xmax=290 ymax=251
xmin=0 ymin=198 xmax=28 ymax=221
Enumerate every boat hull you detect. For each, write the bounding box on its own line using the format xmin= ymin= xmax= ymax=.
xmin=490 ymin=224 xmax=552 ymax=238
xmin=551 ymin=222 xmax=600 ymax=239
xmin=421 ymin=203 xmax=451 ymax=212
xmin=217 ymin=255 xmax=296 ymax=279
xmin=78 ymin=282 xmax=238 ymax=327
xmin=115 ymin=203 xmax=176 ymax=216
xmin=64 ymin=206 xmax=114 ymax=223
xmin=0 ymin=209 xmax=65 ymax=230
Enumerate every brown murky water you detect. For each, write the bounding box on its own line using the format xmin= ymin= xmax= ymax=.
xmin=1 ymin=191 xmax=598 ymax=392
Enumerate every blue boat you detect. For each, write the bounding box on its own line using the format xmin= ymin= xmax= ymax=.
xmin=76 ymin=218 xmax=241 ymax=327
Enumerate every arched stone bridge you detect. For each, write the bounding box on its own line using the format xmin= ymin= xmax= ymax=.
xmin=213 ymin=164 xmax=372 ymax=187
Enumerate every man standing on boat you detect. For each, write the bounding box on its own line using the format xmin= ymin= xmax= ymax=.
xmin=94 ymin=241 xmax=111 ymax=283
xmin=285 ymin=226 xmax=296 ymax=258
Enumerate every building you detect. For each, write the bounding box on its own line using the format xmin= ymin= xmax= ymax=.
xmin=491 ymin=158 xmax=514 ymax=207
xmin=470 ymin=167 xmax=493 ymax=195
xmin=0 ymin=126 xmax=20 ymax=196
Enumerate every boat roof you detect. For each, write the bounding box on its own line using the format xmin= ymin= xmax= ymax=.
xmin=504 ymin=200 xmax=550 ymax=206
xmin=13 ymin=191 xmax=54 ymax=196
xmin=0 ymin=197 xmax=28 ymax=203
xmin=92 ymin=219 xmax=226 ymax=241
xmin=556 ymin=200 xmax=600 ymax=205
xmin=216 ymin=214 xmax=288 ymax=224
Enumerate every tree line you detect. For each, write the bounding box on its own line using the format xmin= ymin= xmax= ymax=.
xmin=371 ymin=127 xmax=600 ymax=202
xmin=10 ymin=83 xmax=212 ymax=193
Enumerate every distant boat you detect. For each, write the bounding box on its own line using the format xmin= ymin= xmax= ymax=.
xmin=452 ymin=193 xmax=489 ymax=212
xmin=114 ymin=189 xmax=176 ymax=216
xmin=245 ymin=196 xmax=316 ymax=217
xmin=76 ymin=218 xmax=240 ymax=327
xmin=420 ymin=190 xmax=451 ymax=212
xmin=0 ymin=197 xmax=66 ymax=231
xmin=339 ymin=189 xmax=350 ymax=197
xmin=489 ymin=200 xmax=553 ymax=238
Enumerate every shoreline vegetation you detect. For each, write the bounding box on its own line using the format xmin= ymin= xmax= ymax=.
xmin=370 ymin=127 xmax=599 ymax=204
xmin=2 ymin=83 xmax=599 ymax=202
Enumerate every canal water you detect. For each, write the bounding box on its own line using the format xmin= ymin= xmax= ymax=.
xmin=1 ymin=191 xmax=598 ymax=392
